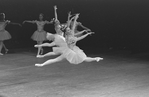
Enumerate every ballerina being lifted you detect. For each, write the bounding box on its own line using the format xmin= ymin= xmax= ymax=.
xmin=23 ymin=13 xmax=53 ymax=57
xmin=34 ymin=6 xmax=103 ymax=67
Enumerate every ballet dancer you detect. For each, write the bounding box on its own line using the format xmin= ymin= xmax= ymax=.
xmin=0 ymin=13 xmax=21 ymax=55
xmin=34 ymin=32 xmax=68 ymax=66
xmin=34 ymin=14 xmax=103 ymax=67
xmin=64 ymin=14 xmax=103 ymax=64
xmin=23 ymin=13 xmax=53 ymax=56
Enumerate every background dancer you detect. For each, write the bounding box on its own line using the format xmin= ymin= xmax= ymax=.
xmin=23 ymin=13 xmax=53 ymax=56
xmin=0 ymin=13 xmax=21 ymax=55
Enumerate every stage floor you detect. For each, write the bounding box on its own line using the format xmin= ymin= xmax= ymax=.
xmin=0 ymin=50 xmax=149 ymax=97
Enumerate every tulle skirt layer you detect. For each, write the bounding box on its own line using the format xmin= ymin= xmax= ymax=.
xmin=53 ymin=46 xmax=68 ymax=54
xmin=64 ymin=46 xmax=87 ymax=64
xmin=31 ymin=30 xmax=47 ymax=41
xmin=0 ymin=30 xmax=11 ymax=41
xmin=52 ymin=44 xmax=87 ymax=64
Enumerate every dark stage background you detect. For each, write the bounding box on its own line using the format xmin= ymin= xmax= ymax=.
xmin=0 ymin=0 xmax=149 ymax=53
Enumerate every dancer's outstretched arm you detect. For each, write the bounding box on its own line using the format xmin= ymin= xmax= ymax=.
xmin=75 ymin=30 xmax=86 ymax=36
xmin=6 ymin=20 xmax=21 ymax=26
xmin=23 ymin=20 xmax=36 ymax=24
xmin=77 ymin=32 xmax=94 ymax=41
xmin=35 ymin=42 xmax=55 ymax=47
xmin=45 ymin=20 xmax=53 ymax=24
xmin=78 ymin=22 xmax=91 ymax=31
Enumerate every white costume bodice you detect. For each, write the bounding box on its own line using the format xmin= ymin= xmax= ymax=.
xmin=54 ymin=34 xmax=67 ymax=47
xmin=35 ymin=21 xmax=46 ymax=31
xmin=0 ymin=22 xmax=6 ymax=31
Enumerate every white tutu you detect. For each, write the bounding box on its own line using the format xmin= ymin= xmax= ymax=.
xmin=31 ymin=30 xmax=47 ymax=41
xmin=0 ymin=30 xmax=11 ymax=41
xmin=64 ymin=46 xmax=87 ymax=64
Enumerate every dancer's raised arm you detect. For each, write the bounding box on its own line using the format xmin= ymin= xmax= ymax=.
xmin=54 ymin=5 xmax=58 ymax=22
xmin=71 ymin=14 xmax=79 ymax=34
xmin=67 ymin=11 xmax=72 ymax=22
xmin=66 ymin=15 xmax=76 ymax=29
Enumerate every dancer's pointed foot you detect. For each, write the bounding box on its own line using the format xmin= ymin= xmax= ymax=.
xmin=5 ymin=49 xmax=8 ymax=54
xmin=36 ymin=55 xmax=44 ymax=58
xmin=0 ymin=53 xmax=4 ymax=55
xmin=40 ymin=49 xmax=43 ymax=55
xmin=35 ymin=64 xmax=44 ymax=67
xmin=96 ymin=57 xmax=103 ymax=62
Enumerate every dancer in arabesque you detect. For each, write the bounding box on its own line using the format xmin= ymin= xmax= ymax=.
xmin=0 ymin=13 xmax=21 ymax=55
xmin=34 ymin=11 xmax=103 ymax=66
xmin=23 ymin=13 xmax=53 ymax=56
xmin=64 ymin=13 xmax=103 ymax=64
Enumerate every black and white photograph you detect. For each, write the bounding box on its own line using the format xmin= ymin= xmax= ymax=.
xmin=0 ymin=0 xmax=149 ymax=97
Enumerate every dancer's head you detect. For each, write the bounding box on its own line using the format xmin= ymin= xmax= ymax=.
xmin=65 ymin=27 xmax=73 ymax=37
xmin=46 ymin=33 xmax=55 ymax=41
xmin=0 ymin=13 xmax=5 ymax=21
xmin=39 ymin=13 xmax=44 ymax=21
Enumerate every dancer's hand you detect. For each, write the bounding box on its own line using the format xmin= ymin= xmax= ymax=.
xmin=96 ymin=57 xmax=103 ymax=62
xmin=88 ymin=32 xmax=94 ymax=35
xmin=6 ymin=20 xmax=11 ymax=24
xmin=34 ymin=45 xmax=41 ymax=48
xmin=86 ymin=29 xmax=91 ymax=32
xmin=50 ymin=18 xmax=55 ymax=22
xmin=22 ymin=21 xmax=26 ymax=24
xmin=18 ymin=23 xmax=22 ymax=27
xmin=54 ymin=5 xmax=57 ymax=10
xmin=35 ymin=64 xmax=44 ymax=67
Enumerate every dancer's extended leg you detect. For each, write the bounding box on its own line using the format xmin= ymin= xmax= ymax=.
xmin=35 ymin=54 xmax=64 ymax=67
xmin=84 ymin=57 xmax=103 ymax=62
xmin=37 ymin=51 xmax=59 ymax=58
xmin=2 ymin=42 xmax=8 ymax=53
xmin=37 ymin=41 xmax=43 ymax=56
xmin=0 ymin=41 xmax=3 ymax=55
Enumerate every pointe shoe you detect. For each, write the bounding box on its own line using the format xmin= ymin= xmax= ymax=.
xmin=35 ymin=64 xmax=44 ymax=67
xmin=40 ymin=50 xmax=43 ymax=55
xmin=36 ymin=55 xmax=44 ymax=58
xmin=0 ymin=53 xmax=4 ymax=55
xmin=5 ymin=49 xmax=8 ymax=54
xmin=96 ymin=57 xmax=103 ymax=62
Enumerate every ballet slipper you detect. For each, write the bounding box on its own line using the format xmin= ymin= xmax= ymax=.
xmin=40 ymin=49 xmax=43 ymax=55
xmin=5 ymin=49 xmax=8 ymax=54
xmin=35 ymin=64 xmax=44 ymax=67
xmin=0 ymin=53 xmax=4 ymax=55
xmin=36 ymin=55 xmax=44 ymax=58
xmin=96 ymin=57 xmax=103 ymax=62
xmin=34 ymin=45 xmax=41 ymax=48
